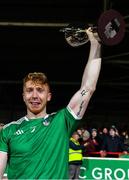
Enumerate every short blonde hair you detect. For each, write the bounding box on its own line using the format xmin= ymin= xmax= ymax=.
xmin=23 ymin=72 xmax=50 ymax=89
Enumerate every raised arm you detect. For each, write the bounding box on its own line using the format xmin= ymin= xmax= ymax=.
xmin=0 ymin=151 xmax=7 ymax=179
xmin=67 ymin=28 xmax=101 ymax=119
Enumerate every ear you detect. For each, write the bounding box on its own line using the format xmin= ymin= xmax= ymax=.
xmin=22 ymin=92 xmax=25 ymax=102
xmin=47 ymin=92 xmax=52 ymax=102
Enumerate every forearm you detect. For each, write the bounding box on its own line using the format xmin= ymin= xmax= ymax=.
xmin=69 ymin=141 xmax=85 ymax=150
xmin=67 ymin=29 xmax=102 ymax=119
xmin=0 ymin=152 xmax=7 ymax=179
xmin=0 ymin=165 xmax=6 ymax=179
xmin=81 ymin=41 xmax=101 ymax=92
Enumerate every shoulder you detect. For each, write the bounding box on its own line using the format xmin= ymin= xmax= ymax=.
xmin=49 ymin=107 xmax=76 ymax=120
xmin=3 ymin=116 xmax=26 ymax=130
xmin=49 ymin=108 xmax=67 ymax=117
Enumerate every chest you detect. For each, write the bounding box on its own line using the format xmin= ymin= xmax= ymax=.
xmin=8 ymin=119 xmax=66 ymax=155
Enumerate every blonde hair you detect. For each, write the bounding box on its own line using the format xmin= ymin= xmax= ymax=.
xmin=23 ymin=72 xmax=50 ymax=89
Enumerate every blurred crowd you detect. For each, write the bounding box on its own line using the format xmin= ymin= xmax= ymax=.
xmin=69 ymin=125 xmax=129 ymax=179
xmin=74 ymin=125 xmax=129 ymax=157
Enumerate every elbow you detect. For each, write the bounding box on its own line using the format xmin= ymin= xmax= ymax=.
xmin=92 ymin=86 xmax=96 ymax=93
xmin=81 ymin=81 xmax=97 ymax=96
xmin=80 ymin=83 xmax=96 ymax=99
xmin=87 ymin=85 xmax=96 ymax=96
xmin=91 ymin=85 xmax=96 ymax=94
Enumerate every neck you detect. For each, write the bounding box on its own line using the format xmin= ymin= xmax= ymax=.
xmin=26 ymin=111 xmax=48 ymax=119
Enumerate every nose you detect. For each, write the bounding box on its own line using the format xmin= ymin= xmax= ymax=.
xmin=32 ymin=89 xmax=38 ymax=98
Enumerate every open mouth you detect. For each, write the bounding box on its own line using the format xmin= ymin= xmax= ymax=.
xmin=31 ymin=102 xmax=41 ymax=107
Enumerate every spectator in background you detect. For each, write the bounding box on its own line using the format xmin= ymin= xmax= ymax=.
xmin=99 ymin=127 xmax=109 ymax=145
xmin=90 ymin=128 xmax=102 ymax=152
xmin=81 ymin=129 xmax=96 ymax=156
xmin=100 ymin=126 xmax=127 ymax=157
xmin=102 ymin=127 xmax=108 ymax=136
xmin=121 ymin=130 xmax=129 ymax=152
xmin=77 ymin=127 xmax=85 ymax=144
xmin=80 ymin=129 xmax=101 ymax=157
xmin=77 ymin=127 xmax=85 ymax=137
xmin=69 ymin=131 xmax=88 ymax=179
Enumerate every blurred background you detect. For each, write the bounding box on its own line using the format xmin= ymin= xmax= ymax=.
xmin=0 ymin=0 xmax=129 ymax=129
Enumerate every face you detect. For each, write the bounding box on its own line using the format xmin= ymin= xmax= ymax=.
xmin=77 ymin=129 xmax=82 ymax=136
xmin=23 ymin=80 xmax=51 ymax=116
xmin=109 ymin=129 xmax=116 ymax=136
xmin=92 ymin=130 xmax=97 ymax=137
xmin=103 ymin=128 xmax=108 ymax=134
xmin=73 ymin=134 xmax=80 ymax=140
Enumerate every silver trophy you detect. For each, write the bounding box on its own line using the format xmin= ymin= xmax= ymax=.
xmin=60 ymin=23 xmax=97 ymax=47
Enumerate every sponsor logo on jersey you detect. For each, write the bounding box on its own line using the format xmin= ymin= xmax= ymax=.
xmin=15 ymin=129 xmax=24 ymax=135
xmin=43 ymin=120 xmax=50 ymax=126
xmin=30 ymin=126 xmax=36 ymax=133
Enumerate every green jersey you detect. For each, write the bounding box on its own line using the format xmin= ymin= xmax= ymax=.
xmin=0 ymin=108 xmax=79 ymax=179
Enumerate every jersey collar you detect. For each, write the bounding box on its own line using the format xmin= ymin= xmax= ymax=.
xmin=24 ymin=114 xmax=49 ymax=121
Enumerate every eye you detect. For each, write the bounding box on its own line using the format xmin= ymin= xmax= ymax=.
xmin=26 ymin=88 xmax=33 ymax=93
xmin=37 ymin=87 xmax=44 ymax=93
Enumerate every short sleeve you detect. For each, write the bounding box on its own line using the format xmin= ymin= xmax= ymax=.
xmin=63 ymin=108 xmax=81 ymax=136
xmin=0 ymin=128 xmax=9 ymax=152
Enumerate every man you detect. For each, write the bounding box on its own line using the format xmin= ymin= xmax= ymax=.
xmin=69 ymin=131 xmax=88 ymax=179
xmin=0 ymin=28 xmax=101 ymax=179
